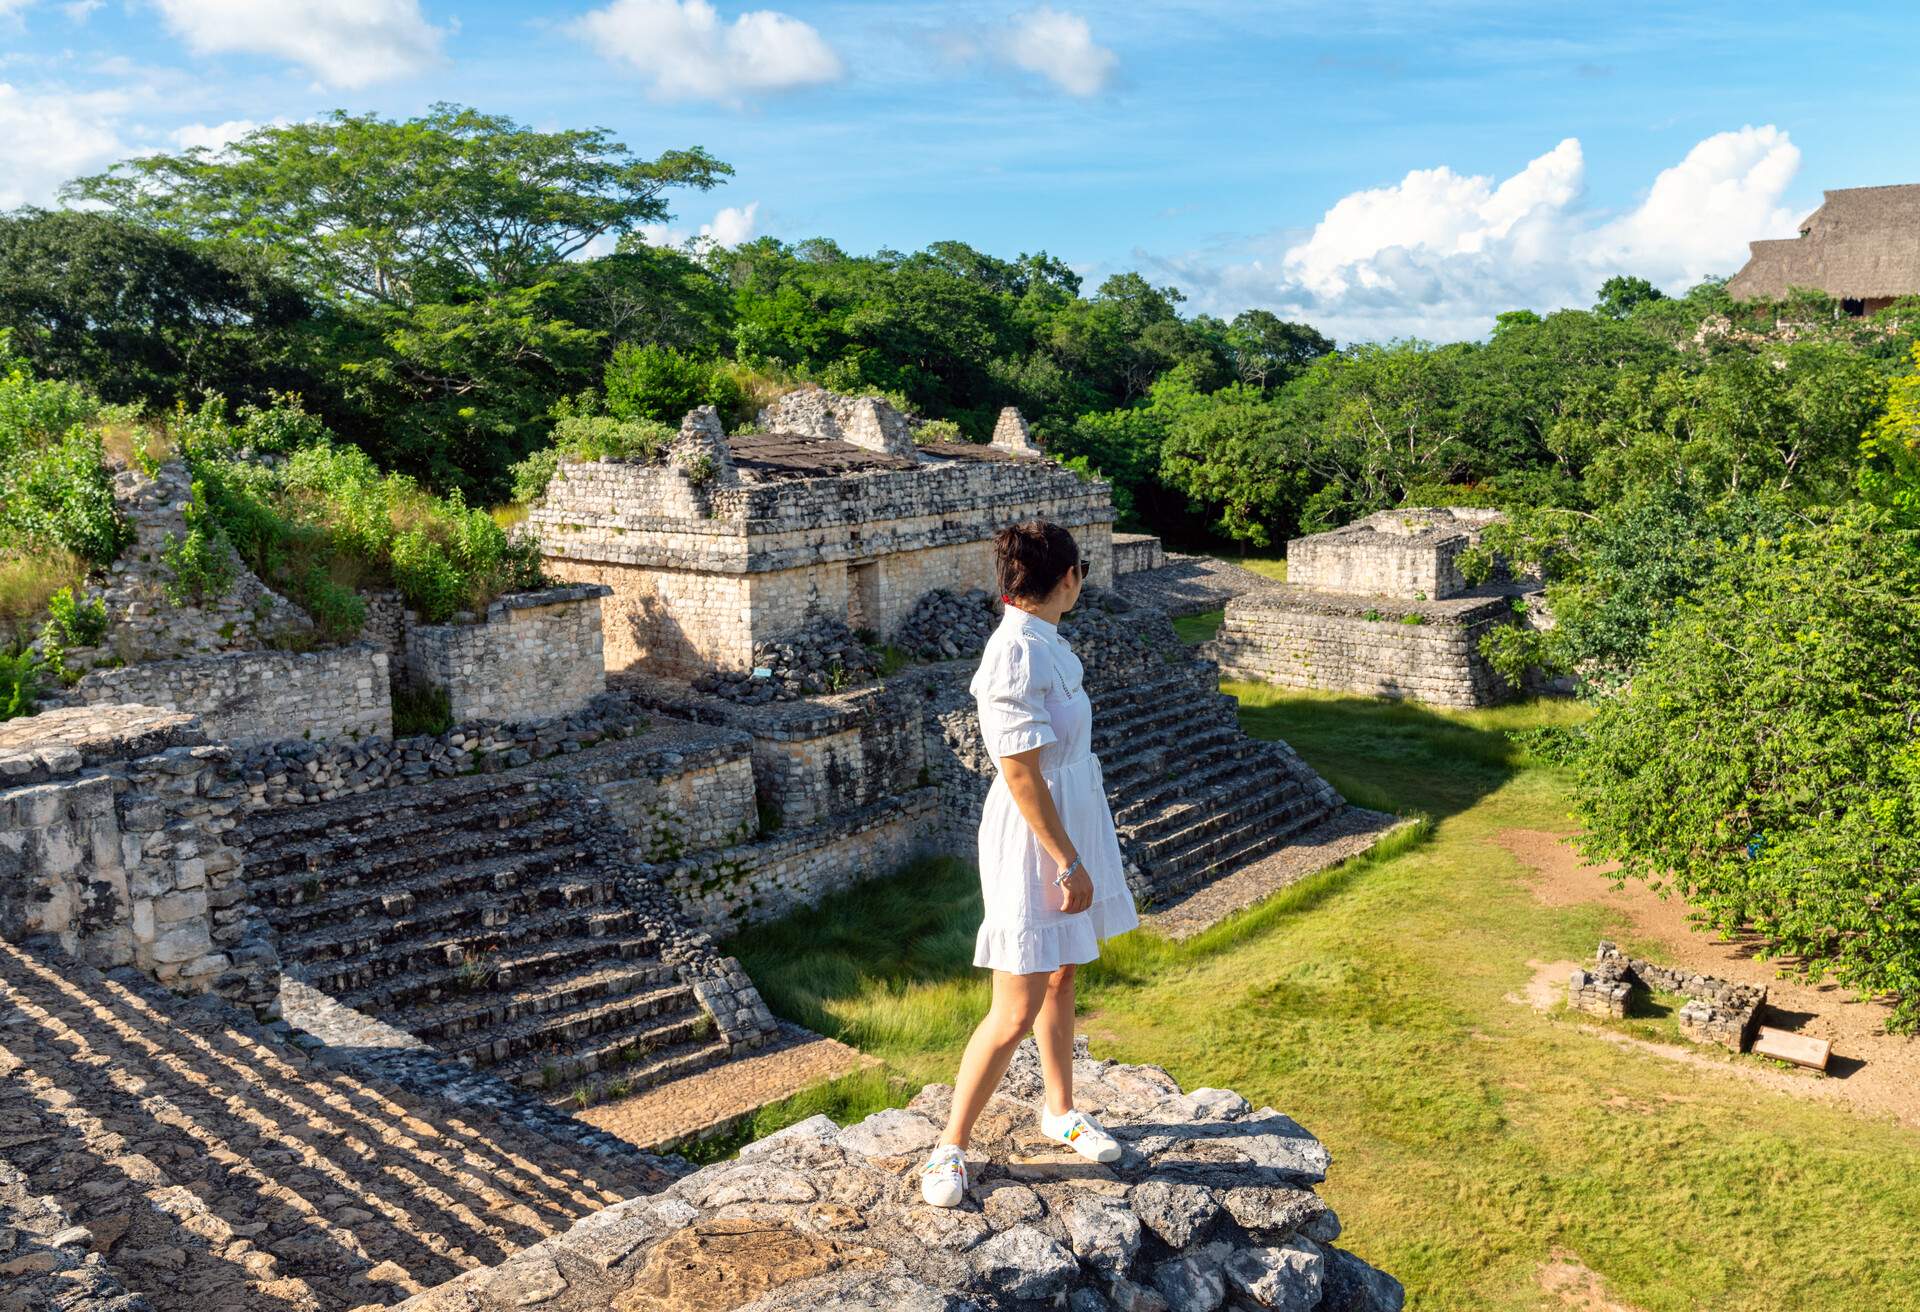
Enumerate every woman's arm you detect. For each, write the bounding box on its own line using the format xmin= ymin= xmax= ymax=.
xmin=999 ymin=746 xmax=1094 ymax=914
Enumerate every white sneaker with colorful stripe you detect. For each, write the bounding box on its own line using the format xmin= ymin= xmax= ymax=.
xmin=1039 ymin=1106 xmax=1122 ymax=1164
xmin=919 ymin=1143 xmax=969 ymax=1208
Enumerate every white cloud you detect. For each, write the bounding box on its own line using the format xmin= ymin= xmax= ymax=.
xmin=572 ymin=0 xmax=841 ymax=103
xmin=61 ymin=0 xmax=102 ymax=20
xmin=169 ymin=117 xmax=277 ymax=154
xmin=1145 ymin=126 xmax=1805 ymax=344
xmin=151 ymin=0 xmax=447 ymax=89
xmin=0 ymin=81 xmax=126 ymax=208
xmin=1001 ymin=7 xmax=1115 ymax=97
xmin=634 ymin=199 xmax=761 ymax=251
xmin=0 ymin=0 xmax=34 ymax=19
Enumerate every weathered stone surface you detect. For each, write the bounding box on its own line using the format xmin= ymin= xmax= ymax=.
xmin=1317 ymin=1242 xmax=1406 ymax=1312
xmin=391 ymin=1045 xmax=1400 ymax=1312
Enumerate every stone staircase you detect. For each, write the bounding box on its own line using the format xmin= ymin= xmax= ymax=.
xmin=0 ymin=937 xmax=676 ymax=1312
xmin=237 ymin=772 xmax=730 ymax=1101
xmin=1090 ymin=660 xmax=1343 ymax=905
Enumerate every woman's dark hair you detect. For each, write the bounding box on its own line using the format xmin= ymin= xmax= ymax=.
xmin=993 ymin=519 xmax=1081 ymax=601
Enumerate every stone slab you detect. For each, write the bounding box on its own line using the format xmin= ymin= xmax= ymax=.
xmin=1753 ymin=1026 xmax=1832 ymax=1071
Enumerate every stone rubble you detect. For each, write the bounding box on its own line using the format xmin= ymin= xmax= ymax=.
xmin=693 ymin=616 xmax=882 ymax=704
xmin=894 ymin=587 xmax=999 ymax=662
xmin=393 ymin=1038 xmax=1404 ymax=1312
xmin=1568 ymin=941 xmax=1767 ymax=1051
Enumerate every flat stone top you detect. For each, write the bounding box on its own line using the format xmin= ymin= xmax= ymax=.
xmin=0 ymin=703 xmax=206 ymax=784
xmin=1295 ymin=506 xmax=1502 ymax=548
xmin=917 ymin=439 xmax=1050 ymax=464
xmin=1113 ymin=532 xmax=1164 ymax=546
xmin=1227 ymin=580 xmax=1535 ymax=622
xmin=730 ymin=432 xmax=921 ymax=479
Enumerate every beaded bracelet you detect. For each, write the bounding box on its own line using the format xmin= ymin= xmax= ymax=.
xmin=1053 ymin=857 xmax=1084 ymax=887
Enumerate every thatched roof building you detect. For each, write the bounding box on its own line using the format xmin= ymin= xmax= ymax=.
xmin=1726 ymin=184 xmax=1920 ymax=314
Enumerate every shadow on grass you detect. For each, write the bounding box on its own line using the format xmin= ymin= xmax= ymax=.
xmin=1224 ymin=684 xmax=1590 ymax=821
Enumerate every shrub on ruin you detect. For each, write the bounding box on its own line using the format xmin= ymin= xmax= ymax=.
xmin=604 ymin=343 xmax=741 ymax=425
xmin=1572 ymin=507 xmax=1920 ymax=1029
xmin=0 ymin=645 xmax=41 ymax=721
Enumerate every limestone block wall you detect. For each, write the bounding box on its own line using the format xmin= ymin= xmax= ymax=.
xmin=65 ymin=644 xmax=392 ymax=747
xmin=1113 ymin=532 xmax=1167 ymax=575
xmin=545 ymin=556 xmax=750 ymax=677
xmin=1206 ymin=587 xmax=1521 ymax=709
xmin=638 ymin=789 xmax=939 ymax=934
xmin=1571 ymin=941 xmax=1767 ymax=1051
xmin=1287 ymin=508 xmax=1503 ymax=601
xmin=746 ymin=685 xmax=926 ymax=830
xmin=0 ymin=705 xmax=279 ymax=1016
xmin=562 ymin=731 xmax=760 ymax=861
xmin=402 ymin=584 xmax=609 ymax=722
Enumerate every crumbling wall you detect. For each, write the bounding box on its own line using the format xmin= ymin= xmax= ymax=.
xmin=401 ymin=584 xmax=610 ymax=723
xmin=0 ymin=704 xmax=279 ymax=1017
xmin=1568 ymin=941 xmax=1767 ymax=1051
xmin=1287 ymin=507 xmax=1503 ymax=601
xmin=64 ymin=643 xmax=392 ymax=747
xmin=1113 ymin=531 xmax=1168 ymax=575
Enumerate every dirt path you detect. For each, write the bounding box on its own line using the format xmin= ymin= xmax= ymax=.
xmin=1495 ymin=828 xmax=1920 ymax=1129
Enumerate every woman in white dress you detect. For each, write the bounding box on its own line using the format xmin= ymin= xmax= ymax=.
xmin=920 ymin=520 xmax=1140 ymax=1208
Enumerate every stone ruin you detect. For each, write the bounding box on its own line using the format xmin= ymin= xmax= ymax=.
xmin=1205 ymin=508 xmax=1547 ymax=709
xmin=1568 ymin=941 xmax=1767 ymax=1051
xmin=0 ymin=385 xmax=1416 ymax=1310
xmin=393 ymin=1040 xmax=1404 ymax=1312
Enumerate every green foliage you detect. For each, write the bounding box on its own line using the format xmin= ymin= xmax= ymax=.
xmin=43 ymin=586 xmax=106 ymax=647
xmin=181 ymin=397 xmax=540 ymax=627
xmin=1572 ymin=510 xmax=1920 ymax=1029
xmin=0 ymin=646 xmax=41 ymax=721
xmin=1861 ymin=340 xmax=1920 ymax=521
xmin=160 ymin=480 xmax=235 ymax=604
xmin=914 ymin=418 xmax=963 ymax=444
xmin=604 ymin=342 xmax=742 ymax=423
xmin=0 ymin=339 xmax=126 ymax=566
xmin=392 ymin=683 xmax=453 ymax=737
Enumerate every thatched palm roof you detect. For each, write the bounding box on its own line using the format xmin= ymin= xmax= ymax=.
xmin=1726 ymin=184 xmax=1920 ymax=301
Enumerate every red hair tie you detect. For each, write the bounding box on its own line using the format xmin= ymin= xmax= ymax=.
xmin=1000 ymin=593 xmax=1011 ymax=604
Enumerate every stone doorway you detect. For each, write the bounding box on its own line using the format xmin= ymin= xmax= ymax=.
xmin=848 ymin=559 xmax=880 ymax=636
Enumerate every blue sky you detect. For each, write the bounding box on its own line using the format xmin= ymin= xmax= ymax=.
xmin=3 ymin=0 xmax=1916 ymax=341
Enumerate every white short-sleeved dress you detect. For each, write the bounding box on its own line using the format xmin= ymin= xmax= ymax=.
xmin=970 ymin=604 xmax=1139 ymax=975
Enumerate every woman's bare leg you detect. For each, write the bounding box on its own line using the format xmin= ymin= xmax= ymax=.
xmin=940 ymin=970 xmax=1050 ymax=1148
xmin=1034 ymin=963 xmax=1077 ymax=1116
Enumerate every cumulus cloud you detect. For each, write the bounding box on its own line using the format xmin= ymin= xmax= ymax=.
xmin=1146 ymin=126 xmax=1805 ymax=343
xmin=151 ymin=0 xmax=447 ymax=89
xmin=634 ymin=199 xmax=761 ymax=251
xmin=572 ymin=0 xmax=841 ymax=103
xmin=169 ymin=117 xmax=281 ymax=154
xmin=1001 ymin=7 xmax=1115 ymax=97
xmin=0 ymin=81 xmax=126 ymax=208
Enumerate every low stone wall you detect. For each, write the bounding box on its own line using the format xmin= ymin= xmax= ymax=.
xmin=1568 ymin=941 xmax=1767 ymax=1051
xmin=394 ymin=1038 xmax=1405 ymax=1312
xmin=1286 ymin=507 xmax=1502 ymax=601
xmin=1113 ymin=531 xmax=1168 ymax=575
xmin=64 ymin=643 xmax=391 ymax=747
xmin=632 ymin=789 xmax=940 ymax=934
xmin=558 ymin=726 xmax=760 ymax=861
xmin=224 ymin=686 xmax=657 ymax=809
xmin=403 ymin=584 xmax=610 ymax=724
xmin=0 ymin=704 xmax=279 ymax=1016
xmin=616 ymin=674 xmax=928 ymax=832
xmin=1206 ymin=585 xmax=1525 ymax=708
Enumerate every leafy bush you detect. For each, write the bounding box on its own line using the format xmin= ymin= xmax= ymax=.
xmin=44 ymin=586 xmax=106 ymax=646
xmin=181 ymin=397 xmax=542 ymax=628
xmin=915 ymin=418 xmax=963 ymax=444
xmin=0 ymin=646 xmax=40 ymax=721
xmin=604 ymin=343 xmax=742 ymax=424
xmin=1572 ymin=509 xmax=1920 ymax=1028
xmin=160 ymin=480 xmax=235 ymax=604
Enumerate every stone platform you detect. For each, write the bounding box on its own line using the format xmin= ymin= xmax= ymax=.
xmin=393 ymin=1039 xmax=1404 ymax=1312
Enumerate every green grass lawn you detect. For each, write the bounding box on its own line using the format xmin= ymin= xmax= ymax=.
xmin=724 ymin=687 xmax=1920 ymax=1312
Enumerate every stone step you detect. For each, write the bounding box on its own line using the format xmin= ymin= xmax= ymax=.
xmin=1090 ymin=683 xmax=1236 ymax=745
xmin=239 ymin=774 xmax=558 ymax=850
xmin=245 ymin=807 xmax=586 ymax=887
xmin=1122 ymin=755 xmax=1306 ymax=844
xmin=1135 ymin=782 xmax=1307 ymax=867
xmin=292 ymin=905 xmax=643 ymax=996
xmin=1143 ymin=795 xmax=1333 ymax=897
xmin=280 ymin=871 xmax=618 ymax=969
xmin=446 ymin=979 xmax=702 ymax=1069
xmin=337 ymin=930 xmax=672 ymax=1017
xmin=261 ymin=841 xmax=599 ymax=935
xmin=489 ymin=1019 xmax=726 ymax=1095
xmin=1104 ymin=732 xmax=1255 ymax=816
xmin=401 ymin=958 xmax=686 ymax=1048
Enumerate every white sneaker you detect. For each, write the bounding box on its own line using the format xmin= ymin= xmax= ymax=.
xmin=1039 ymin=1106 xmax=1122 ymax=1164
xmin=919 ymin=1143 xmax=968 ymax=1208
